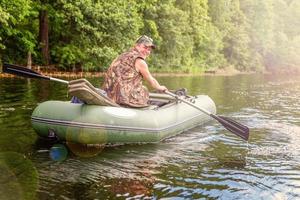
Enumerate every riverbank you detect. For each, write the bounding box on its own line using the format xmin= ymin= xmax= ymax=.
xmin=1 ymin=65 xmax=298 ymax=78
xmin=0 ymin=71 xmax=248 ymax=78
xmin=0 ymin=65 xmax=254 ymax=78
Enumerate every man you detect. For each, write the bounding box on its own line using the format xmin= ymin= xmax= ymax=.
xmin=102 ymin=35 xmax=168 ymax=107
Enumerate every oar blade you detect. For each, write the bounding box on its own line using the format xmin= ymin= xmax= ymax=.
xmin=214 ymin=115 xmax=249 ymax=141
xmin=3 ymin=63 xmax=49 ymax=80
xmin=165 ymin=91 xmax=250 ymax=141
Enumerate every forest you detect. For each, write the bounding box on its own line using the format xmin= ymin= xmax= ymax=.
xmin=0 ymin=0 xmax=299 ymax=73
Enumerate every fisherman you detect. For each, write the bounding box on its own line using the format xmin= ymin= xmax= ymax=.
xmin=102 ymin=35 xmax=168 ymax=107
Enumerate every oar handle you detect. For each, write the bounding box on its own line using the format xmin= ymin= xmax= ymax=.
xmin=165 ymin=91 xmax=211 ymax=115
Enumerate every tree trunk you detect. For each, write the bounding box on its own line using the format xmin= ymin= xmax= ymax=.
xmin=27 ymin=51 xmax=32 ymax=69
xmin=39 ymin=10 xmax=49 ymax=65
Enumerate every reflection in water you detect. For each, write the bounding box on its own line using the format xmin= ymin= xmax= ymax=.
xmin=1 ymin=74 xmax=300 ymax=199
xmin=104 ymin=177 xmax=155 ymax=198
xmin=0 ymin=152 xmax=38 ymax=200
xmin=66 ymin=142 xmax=105 ymax=158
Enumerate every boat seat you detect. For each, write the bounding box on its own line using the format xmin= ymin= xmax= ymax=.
xmin=68 ymin=79 xmax=120 ymax=107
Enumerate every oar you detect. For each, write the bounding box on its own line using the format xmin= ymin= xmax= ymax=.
xmin=165 ymin=91 xmax=249 ymax=141
xmin=2 ymin=63 xmax=69 ymax=84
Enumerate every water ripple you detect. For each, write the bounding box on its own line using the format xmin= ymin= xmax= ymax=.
xmin=2 ymin=75 xmax=300 ymax=199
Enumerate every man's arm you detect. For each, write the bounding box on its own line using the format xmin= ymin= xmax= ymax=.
xmin=135 ymin=58 xmax=167 ymax=92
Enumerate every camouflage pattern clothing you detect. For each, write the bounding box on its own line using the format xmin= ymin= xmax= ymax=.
xmin=102 ymin=48 xmax=149 ymax=107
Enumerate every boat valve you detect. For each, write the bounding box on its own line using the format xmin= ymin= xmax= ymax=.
xmin=48 ymin=129 xmax=58 ymax=140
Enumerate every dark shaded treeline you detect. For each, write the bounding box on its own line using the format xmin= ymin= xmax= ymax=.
xmin=0 ymin=0 xmax=299 ymax=73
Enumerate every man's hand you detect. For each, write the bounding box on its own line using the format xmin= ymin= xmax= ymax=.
xmin=157 ymin=85 xmax=168 ymax=93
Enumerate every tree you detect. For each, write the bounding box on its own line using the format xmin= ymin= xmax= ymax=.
xmin=48 ymin=0 xmax=142 ymax=71
xmin=140 ymin=0 xmax=224 ymax=72
xmin=38 ymin=1 xmax=50 ymax=65
xmin=270 ymin=0 xmax=300 ymax=69
xmin=240 ymin=0 xmax=275 ymax=71
xmin=209 ymin=0 xmax=253 ymax=71
xmin=176 ymin=0 xmax=225 ymax=70
xmin=0 ymin=0 xmax=37 ymax=64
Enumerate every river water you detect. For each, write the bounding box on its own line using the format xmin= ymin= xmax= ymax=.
xmin=0 ymin=74 xmax=299 ymax=199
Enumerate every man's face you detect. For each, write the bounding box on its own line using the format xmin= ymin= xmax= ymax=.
xmin=137 ymin=44 xmax=153 ymax=58
xmin=143 ymin=45 xmax=153 ymax=57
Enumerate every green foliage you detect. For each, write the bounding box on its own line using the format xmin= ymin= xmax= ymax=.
xmin=152 ymin=0 xmax=193 ymax=68
xmin=47 ymin=0 xmax=142 ymax=70
xmin=0 ymin=0 xmax=37 ymax=62
xmin=0 ymin=0 xmax=299 ymax=72
xmin=140 ymin=0 xmax=224 ymax=72
xmin=209 ymin=0 xmax=253 ymax=71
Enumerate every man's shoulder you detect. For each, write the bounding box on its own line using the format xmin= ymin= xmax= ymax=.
xmin=135 ymin=58 xmax=147 ymax=67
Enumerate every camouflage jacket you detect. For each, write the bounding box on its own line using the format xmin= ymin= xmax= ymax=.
xmin=102 ymin=48 xmax=149 ymax=107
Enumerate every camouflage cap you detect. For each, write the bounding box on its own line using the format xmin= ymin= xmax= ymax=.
xmin=136 ymin=35 xmax=156 ymax=49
